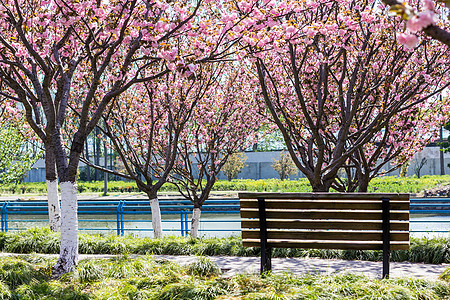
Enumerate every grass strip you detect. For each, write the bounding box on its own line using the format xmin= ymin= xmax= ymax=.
xmin=0 ymin=255 xmax=449 ymax=299
xmin=1 ymin=228 xmax=450 ymax=264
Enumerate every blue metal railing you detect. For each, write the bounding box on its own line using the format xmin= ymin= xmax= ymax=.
xmin=2 ymin=197 xmax=450 ymax=235
xmin=0 ymin=199 xmax=241 ymax=236
xmin=409 ymin=198 xmax=450 ymax=233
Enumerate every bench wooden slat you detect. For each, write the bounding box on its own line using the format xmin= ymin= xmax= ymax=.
xmin=240 ymin=200 xmax=409 ymax=210
xmin=240 ymin=209 xmax=409 ymax=221
xmin=241 ymin=220 xmax=409 ymax=231
xmin=241 ymin=230 xmax=409 ymax=241
xmin=242 ymin=240 xmax=410 ymax=250
xmin=239 ymin=192 xmax=409 ymax=201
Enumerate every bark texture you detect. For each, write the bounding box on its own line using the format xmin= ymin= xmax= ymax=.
xmin=149 ymin=198 xmax=163 ymax=238
xmin=190 ymin=207 xmax=202 ymax=238
xmin=46 ymin=180 xmax=61 ymax=231
xmin=53 ymin=181 xmax=78 ymax=277
xmin=45 ymin=147 xmax=61 ymax=231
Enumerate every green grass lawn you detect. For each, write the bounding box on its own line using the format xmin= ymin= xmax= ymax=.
xmin=0 ymin=255 xmax=449 ymax=299
xmin=0 ymin=229 xmax=450 ymax=299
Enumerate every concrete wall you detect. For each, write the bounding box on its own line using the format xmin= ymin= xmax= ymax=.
xmin=21 ymin=146 xmax=450 ymax=182
xmin=388 ymin=147 xmax=450 ymax=177
xmin=217 ymin=151 xmax=305 ymax=180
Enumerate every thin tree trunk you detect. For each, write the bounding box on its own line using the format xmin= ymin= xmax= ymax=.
xmin=190 ymin=207 xmax=202 ymax=238
xmin=45 ymin=147 xmax=61 ymax=231
xmin=149 ymin=197 xmax=163 ymax=238
xmin=53 ymin=181 xmax=78 ymax=276
xmin=95 ymin=128 xmax=100 ymax=181
xmin=85 ymin=140 xmax=90 ymax=182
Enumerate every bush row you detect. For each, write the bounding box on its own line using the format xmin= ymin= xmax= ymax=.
xmin=2 ymin=175 xmax=450 ymax=195
xmin=2 ymin=228 xmax=450 ymax=264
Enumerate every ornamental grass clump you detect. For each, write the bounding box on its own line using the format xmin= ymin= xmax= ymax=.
xmin=2 ymin=227 xmax=59 ymax=254
xmin=186 ymin=257 xmax=222 ymax=277
xmin=4 ymin=228 xmax=450 ymax=265
xmin=0 ymin=255 xmax=448 ymax=299
xmin=0 ymin=257 xmax=47 ymax=290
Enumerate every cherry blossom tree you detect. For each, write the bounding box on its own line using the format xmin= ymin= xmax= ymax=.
xmin=169 ymin=64 xmax=263 ymax=238
xmin=96 ymin=67 xmax=214 ymax=238
xmin=0 ymin=0 xmax=202 ymax=275
xmin=337 ymin=100 xmax=450 ymax=191
xmin=233 ymin=0 xmax=450 ymax=191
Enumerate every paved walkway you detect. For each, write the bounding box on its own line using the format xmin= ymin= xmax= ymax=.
xmin=151 ymin=255 xmax=449 ymax=279
xmin=2 ymin=252 xmax=443 ymax=279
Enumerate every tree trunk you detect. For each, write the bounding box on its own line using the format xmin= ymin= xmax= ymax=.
xmin=53 ymin=181 xmax=78 ymax=277
xmin=310 ymin=181 xmax=332 ymax=192
xmin=45 ymin=147 xmax=61 ymax=231
xmin=357 ymin=174 xmax=370 ymax=193
xmin=190 ymin=207 xmax=202 ymax=238
xmin=149 ymin=197 xmax=163 ymax=238
xmin=46 ymin=180 xmax=61 ymax=231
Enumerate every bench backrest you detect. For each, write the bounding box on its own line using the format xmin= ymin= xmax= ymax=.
xmin=239 ymin=192 xmax=410 ymax=251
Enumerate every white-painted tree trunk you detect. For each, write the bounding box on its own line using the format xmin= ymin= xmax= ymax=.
xmin=53 ymin=181 xmax=78 ymax=276
xmin=190 ymin=207 xmax=202 ymax=238
xmin=46 ymin=180 xmax=61 ymax=232
xmin=150 ymin=198 xmax=163 ymax=238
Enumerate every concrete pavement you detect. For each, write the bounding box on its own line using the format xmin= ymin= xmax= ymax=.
xmin=0 ymin=252 xmax=447 ymax=279
xmin=152 ymin=255 xmax=449 ymax=279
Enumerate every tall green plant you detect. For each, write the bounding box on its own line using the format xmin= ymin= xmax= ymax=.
xmin=272 ymin=151 xmax=297 ymax=180
xmin=0 ymin=126 xmax=42 ymax=185
xmin=221 ymin=152 xmax=247 ymax=181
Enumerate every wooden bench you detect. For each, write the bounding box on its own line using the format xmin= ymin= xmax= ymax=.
xmin=239 ymin=192 xmax=410 ymax=278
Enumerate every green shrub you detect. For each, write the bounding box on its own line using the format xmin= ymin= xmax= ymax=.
xmin=4 ymin=228 xmax=450 ymax=265
xmin=186 ymin=257 xmax=222 ymax=277
xmin=2 ymin=175 xmax=450 ymax=195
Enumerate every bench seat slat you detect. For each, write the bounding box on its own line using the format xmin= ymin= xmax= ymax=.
xmin=240 ymin=200 xmax=409 ymax=210
xmin=242 ymin=240 xmax=410 ymax=250
xmin=241 ymin=220 xmax=409 ymax=231
xmin=240 ymin=209 xmax=409 ymax=221
xmin=239 ymin=193 xmax=409 ymax=201
xmin=241 ymin=230 xmax=409 ymax=241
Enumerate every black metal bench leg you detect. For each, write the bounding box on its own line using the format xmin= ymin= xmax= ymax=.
xmin=258 ymin=197 xmax=271 ymax=274
xmin=382 ymin=198 xmax=390 ymax=279
xmin=261 ymin=246 xmax=272 ymax=273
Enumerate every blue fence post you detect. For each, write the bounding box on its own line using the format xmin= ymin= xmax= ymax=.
xmin=1 ymin=202 xmax=9 ymax=232
xmin=116 ymin=200 xmax=123 ymax=236
xmin=180 ymin=210 xmax=184 ymax=236
xmin=121 ymin=201 xmax=125 ymax=236
xmin=1 ymin=202 xmax=5 ymax=232
xmin=184 ymin=210 xmax=189 ymax=236
xmin=180 ymin=210 xmax=185 ymax=237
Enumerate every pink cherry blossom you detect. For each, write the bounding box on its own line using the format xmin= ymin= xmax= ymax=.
xmin=406 ymin=11 xmax=436 ymax=33
xmin=422 ymin=0 xmax=435 ymax=11
xmin=397 ymin=32 xmax=420 ymax=49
